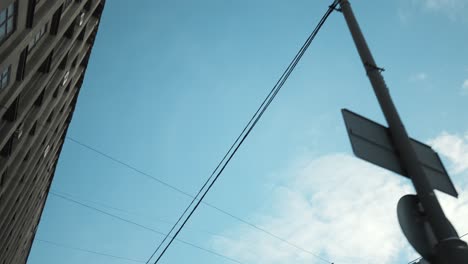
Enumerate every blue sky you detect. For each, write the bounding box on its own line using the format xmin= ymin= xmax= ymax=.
xmin=27 ymin=0 xmax=468 ymax=264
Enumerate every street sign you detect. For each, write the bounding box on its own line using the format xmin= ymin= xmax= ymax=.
xmin=342 ymin=109 xmax=458 ymax=197
xmin=397 ymin=194 xmax=436 ymax=260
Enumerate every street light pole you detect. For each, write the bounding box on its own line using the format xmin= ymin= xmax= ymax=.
xmin=338 ymin=0 xmax=468 ymax=262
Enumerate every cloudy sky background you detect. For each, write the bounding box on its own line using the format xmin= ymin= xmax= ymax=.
xmin=211 ymin=134 xmax=468 ymax=264
xmin=28 ymin=0 xmax=468 ymax=263
xmin=210 ymin=1 xmax=468 ymax=263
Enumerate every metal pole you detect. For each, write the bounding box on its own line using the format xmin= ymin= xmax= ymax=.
xmin=338 ymin=0 xmax=465 ymax=259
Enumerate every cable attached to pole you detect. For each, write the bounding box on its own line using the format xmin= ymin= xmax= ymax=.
xmin=145 ymin=1 xmax=341 ymax=264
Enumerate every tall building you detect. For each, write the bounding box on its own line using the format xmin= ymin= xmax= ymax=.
xmin=0 ymin=0 xmax=105 ymax=263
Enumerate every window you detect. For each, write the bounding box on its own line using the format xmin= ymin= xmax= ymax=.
xmin=2 ymin=96 xmax=18 ymax=122
xmin=35 ymin=89 xmax=44 ymax=106
xmin=0 ymin=168 xmax=7 ymax=187
xmin=24 ymin=149 xmax=30 ymax=161
xmin=14 ymin=122 xmax=23 ymax=139
xmin=44 ymin=144 xmax=50 ymax=157
xmin=78 ymin=12 xmax=85 ymax=26
xmin=46 ymin=108 xmax=54 ymax=123
xmin=77 ymin=27 xmax=85 ymax=40
xmin=50 ymin=6 xmax=62 ymax=35
xmin=71 ymin=56 xmax=78 ymax=68
xmin=0 ymin=2 xmax=16 ymax=44
xmin=64 ymin=20 xmax=75 ymax=38
xmin=58 ymin=52 xmax=68 ymax=69
xmin=84 ymin=0 xmax=92 ymax=11
xmin=16 ymin=48 xmax=28 ymax=81
xmin=0 ymin=136 xmax=13 ymax=157
xmin=1 ymin=65 xmax=11 ymax=90
xmin=29 ymin=121 xmax=37 ymax=135
xmin=39 ymin=50 xmax=53 ymax=73
xmin=62 ymin=71 xmax=70 ymax=86
xmin=28 ymin=22 xmax=48 ymax=51
xmin=64 ymin=0 xmax=73 ymax=9
xmin=53 ymin=85 xmax=59 ymax=98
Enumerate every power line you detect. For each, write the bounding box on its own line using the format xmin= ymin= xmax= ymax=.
xmin=407 ymin=232 xmax=468 ymax=264
xmin=65 ymin=133 xmax=335 ymax=259
xmin=51 ymin=189 xmax=242 ymax=241
xmin=49 ymin=192 xmax=247 ymax=264
xmin=35 ymin=239 xmax=146 ymax=263
xmin=146 ymin=2 xmax=341 ymax=264
xmin=37 ymin=106 xmax=344 ymax=259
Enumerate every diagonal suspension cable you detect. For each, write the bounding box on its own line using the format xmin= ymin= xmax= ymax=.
xmin=36 ymin=239 xmax=146 ymax=263
xmin=49 ymin=192 xmax=247 ymax=264
xmin=146 ymin=2 xmax=341 ymax=264
xmin=37 ymin=111 xmax=341 ymax=259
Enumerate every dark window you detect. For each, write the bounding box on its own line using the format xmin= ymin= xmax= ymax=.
xmin=0 ymin=168 xmax=7 ymax=186
xmin=84 ymin=0 xmax=91 ymax=11
xmin=65 ymin=81 xmax=71 ymax=92
xmin=39 ymin=50 xmax=53 ymax=73
xmin=0 ymin=1 xmax=17 ymax=45
xmin=17 ymin=48 xmax=28 ymax=81
xmin=77 ymin=26 xmax=85 ymax=41
xmin=35 ymin=89 xmax=45 ymax=106
xmin=46 ymin=108 xmax=54 ymax=123
xmin=29 ymin=121 xmax=37 ymax=135
xmin=63 ymin=0 xmax=73 ymax=11
xmin=0 ymin=136 xmax=13 ymax=157
xmin=64 ymin=20 xmax=75 ymax=38
xmin=28 ymin=22 xmax=48 ymax=51
xmin=58 ymin=53 xmax=68 ymax=70
xmin=0 ymin=65 xmax=11 ymax=90
xmin=50 ymin=6 xmax=62 ymax=35
xmin=53 ymin=85 xmax=59 ymax=98
xmin=71 ymin=56 xmax=78 ymax=68
xmin=24 ymin=149 xmax=30 ymax=161
xmin=26 ymin=0 xmax=36 ymax=28
xmin=2 ymin=96 xmax=19 ymax=122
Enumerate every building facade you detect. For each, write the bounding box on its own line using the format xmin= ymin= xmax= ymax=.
xmin=0 ymin=0 xmax=105 ymax=263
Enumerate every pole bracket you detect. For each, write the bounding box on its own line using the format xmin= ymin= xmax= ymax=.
xmin=330 ymin=5 xmax=342 ymax=12
xmin=365 ymin=62 xmax=385 ymax=73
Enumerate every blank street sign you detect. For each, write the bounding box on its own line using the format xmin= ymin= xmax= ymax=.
xmin=342 ymin=109 xmax=458 ymax=197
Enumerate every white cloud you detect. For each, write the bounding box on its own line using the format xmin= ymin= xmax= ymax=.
xmin=410 ymin=72 xmax=428 ymax=81
xmin=211 ymin=153 xmax=468 ymax=264
xmin=415 ymin=0 xmax=468 ymax=20
xmin=429 ymin=131 xmax=468 ymax=174
xmin=462 ymin=79 xmax=468 ymax=95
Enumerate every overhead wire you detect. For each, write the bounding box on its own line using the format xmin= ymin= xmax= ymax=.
xmin=35 ymin=239 xmax=146 ymax=263
xmin=51 ymin=189 xmax=242 ymax=241
xmin=49 ymin=191 xmax=247 ymax=264
xmin=35 ymin=115 xmax=339 ymax=260
xmin=146 ymin=1 xmax=341 ymax=264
